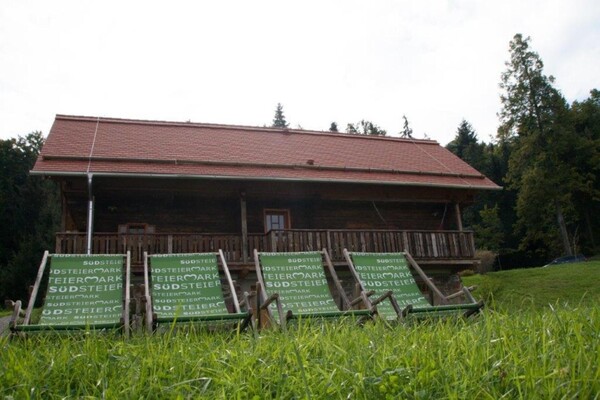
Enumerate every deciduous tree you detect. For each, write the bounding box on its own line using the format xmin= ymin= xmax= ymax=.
xmin=345 ymin=120 xmax=386 ymax=136
xmin=400 ymin=115 xmax=413 ymax=138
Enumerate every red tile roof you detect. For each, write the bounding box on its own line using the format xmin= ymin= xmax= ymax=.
xmin=32 ymin=115 xmax=500 ymax=190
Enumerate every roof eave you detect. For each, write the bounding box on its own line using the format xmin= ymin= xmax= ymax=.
xmin=30 ymin=170 xmax=502 ymax=191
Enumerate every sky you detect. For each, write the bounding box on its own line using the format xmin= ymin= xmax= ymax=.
xmin=1 ymin=1 xmax=599 ymax=145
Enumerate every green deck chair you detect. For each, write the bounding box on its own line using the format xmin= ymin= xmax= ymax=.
xmin=143 ymin=250 xmax=252 ymax=331
xmin=344 ymin=249 xmax=483 ymax=320
xmin=10 ymin=251 xmax=131 ymax=337
xmin=254 ymin=249 xmax=395 ymax=330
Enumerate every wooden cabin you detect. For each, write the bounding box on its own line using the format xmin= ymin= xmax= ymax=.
xmin=32 ymin=115 xmax=500 ymax=293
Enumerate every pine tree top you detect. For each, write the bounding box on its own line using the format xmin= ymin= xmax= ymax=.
xmin=272 ymin=103 xmax=289 ymax=128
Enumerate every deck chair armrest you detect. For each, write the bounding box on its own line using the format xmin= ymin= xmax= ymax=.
xmin=369 ymin=290 xmax=393 ymax=307
xmin=349 ymin=290 xmax=373 ymax=308
xmin=260 ymin=293 xmax=280 ymax=310
xmin=445 ymin=290 xmax=466 ymax=300
xmin=401 ymin=304 xmax=413 ymax=319
xmin=255 ymin=280 xmax=286 ymax=330
xmin=445 ymin=285 xmax=479 ymax=302
xmin=370 ymin=290 xmax=403 ymax=318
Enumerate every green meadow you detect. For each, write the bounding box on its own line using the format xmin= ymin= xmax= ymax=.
xmin=1 ymin=262 xmax=599 ymax=399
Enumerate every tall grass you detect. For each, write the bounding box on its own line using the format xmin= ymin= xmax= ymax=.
xmin=1 ymin=305 xmax=599 ymax=399
xmin=2 ymin=262 xmax=598 ymax=398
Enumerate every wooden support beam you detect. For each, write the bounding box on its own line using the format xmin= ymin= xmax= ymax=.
xmin=454 ymin=202 xmax=463 ymax=231
xmin=240 ymin=192 xmax=248 ymax=263
xmin=60 ymin=182 xmax=67 ymax=232
xmin=86 ymin=174 xmax=95 ymax=255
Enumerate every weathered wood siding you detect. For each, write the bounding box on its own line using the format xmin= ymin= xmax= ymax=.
xmin=57 ymin=176 xmax=469 ymax=234
xmin=93 ymin=193 xmax=240 ymax=233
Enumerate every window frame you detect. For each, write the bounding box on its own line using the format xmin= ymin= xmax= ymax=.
xmin=263 ymin=209 xmax=291 ymax=233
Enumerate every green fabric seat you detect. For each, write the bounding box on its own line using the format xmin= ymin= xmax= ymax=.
xmin=344 ymin=250 xmax=483 ymax=320
xmin=11 ymin=252 xmax=130 ymax=336
xmin=144 ymin=251 xmax=252 ymax=331
xmin=254 ymin=250 xmax=372 ymax=329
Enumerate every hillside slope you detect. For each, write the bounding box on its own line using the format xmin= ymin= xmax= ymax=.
xmin=462 ymin=261 xmax=600 ymax=311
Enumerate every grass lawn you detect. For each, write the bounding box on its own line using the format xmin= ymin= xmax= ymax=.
xmin=463 ymin=260 xmax=600 ymax=310
xmin=1 ymin=262 xmax=599 ymax=399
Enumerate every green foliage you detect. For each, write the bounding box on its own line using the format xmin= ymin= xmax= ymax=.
xmin=446 ymin=120 xmax=518 ymax=255
xmin=272 ymin=103 xmax=289 ymax=128
xmin=446 ymin=120 xmax=487 ymax=170
xmin=569 ymin=89 xmax=600 ymax=253
xmin=499 ymin=34 xmax=562 ymax=140
xmin=0 ymin=132 xmax=60 ymax=302
xmin=473 ymin=204 xmax=504 ymax=252
xmin=447 ymin=34 xmax=600 ymax=262
xmin=345 ymin=120 xmax=387 ymax=136
xmin=328 ymin=122 xmax=338 ymax=132
xmin=498 ymin=34 xmax=593 ymax=258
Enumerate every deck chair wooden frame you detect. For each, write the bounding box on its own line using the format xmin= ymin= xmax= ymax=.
xmin=253 ymin=249 xmax=397 ymax=330
xmin=143 ymin=250 xmax=253 ymax=332
xmin=10 ymin=251 xmax=131 ymax=337
xmin=343 ymin=249 xmax=483 ymax=319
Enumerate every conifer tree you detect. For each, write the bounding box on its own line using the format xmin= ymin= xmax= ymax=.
xmin=499 ymin=34 xmax=584 ymax=257
xmin=272 ymin=103 xmax=289 ymax=128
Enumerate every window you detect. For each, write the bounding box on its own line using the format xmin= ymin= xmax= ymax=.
xmin=264 ymin=209 xmax=290 ymax=232
xmin=118 ymin=223 xmax=155 ymax=234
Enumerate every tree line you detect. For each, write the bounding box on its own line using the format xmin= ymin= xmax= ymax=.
xmin=0 ymin=132 xmax=60 ymax=302
xmin=271 ymin=102 xmax=412 ymax=137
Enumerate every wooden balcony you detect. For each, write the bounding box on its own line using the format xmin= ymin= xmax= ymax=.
xmin=55 ymin=229 xmax=476 ymax=269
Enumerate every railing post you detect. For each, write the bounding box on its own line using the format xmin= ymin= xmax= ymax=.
xmin=468 ymin=231 xmax=475 ymax=258
xmin=270 ymin=231 xmax=277 ymax=252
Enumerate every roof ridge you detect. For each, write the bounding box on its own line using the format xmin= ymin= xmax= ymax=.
xmin=54 ymin=114 xmax=440 ymax=145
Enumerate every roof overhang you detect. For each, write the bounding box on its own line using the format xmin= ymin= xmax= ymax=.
xmin=30 ymin=169 xmax=502 ymax=191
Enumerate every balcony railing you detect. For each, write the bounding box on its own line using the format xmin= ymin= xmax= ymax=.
xmin=55 ymin=229 xmax=475 ymax=267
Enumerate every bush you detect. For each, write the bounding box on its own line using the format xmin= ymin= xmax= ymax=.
xmin=475 ymin=250 xmax=497 ymax=274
